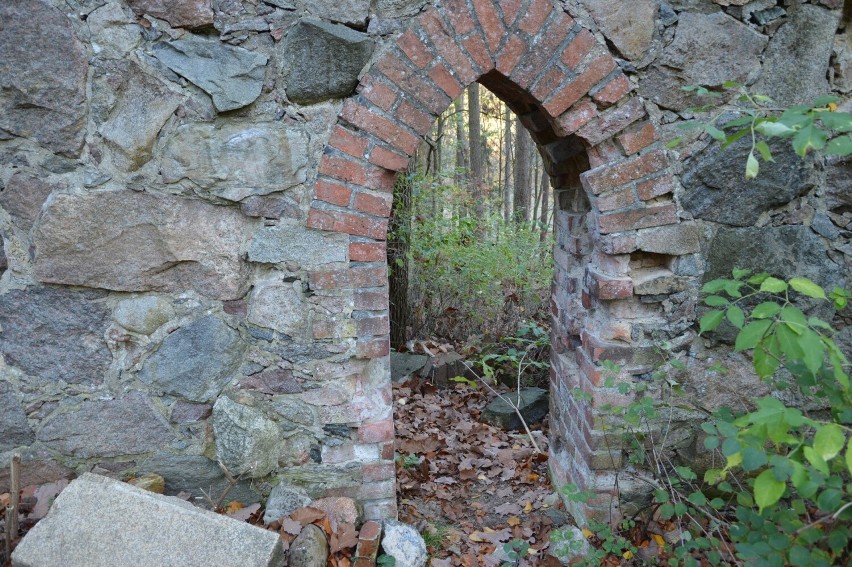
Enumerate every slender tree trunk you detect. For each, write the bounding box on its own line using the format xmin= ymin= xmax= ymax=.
xmin=539 ymin=167 xmax=550 ymax=241
xmin=467 ymin=84 xmax=484 ymax=218
xmin=513 ymin=118 xmax=532 ymax=223
xmin=453 ymin=94 xmax=468 ymax=189
xmin=502 ymin=105 xmax=513 ymax=221
xmin=532 ymin=152 xmax=541 ymax=224
xmin=388 ymin=164 xmax=415 ymax=349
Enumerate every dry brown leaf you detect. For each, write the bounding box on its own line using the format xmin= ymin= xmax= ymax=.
xmin=290 ymin=506 xmax=326 ymax=526
xmin=227 ymin=502 xmax=260 ymax=522
xmin=280 ymin=517 xmax=303 ymax=536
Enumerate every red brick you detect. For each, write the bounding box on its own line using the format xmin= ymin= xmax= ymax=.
xmin=577 ymin=97 xmax=645 ymax=146
xmin=357 ymin=480 xmax=396 ymax=500
xmin=501 ymin=0 xmax=524 ymax=26
xmin=350 ymin=241 xmax=387 ymax=262
xmin=364 ymin=163 xmax=397 ymax=193
xmin=354 ymin=289 xmax=388 ymax=311
xmin=600 ymin=233 xmax=638 ymax=255
xmin=586 ymin=139 xmax=626 ymax=169
xmin=359 ymin=76 xmax=398 ymax=112
xmin=585 ymin=268 xmax=633 ymax=300
xmin=307 ymin=208 xmax=389 ymax=240
xmin=560 ymin=29 xmax=595 ymax=70
xmin=421 ymin=10 xmax=478 ymax=84
xmin=359 ymin=418 xmax=394 ymax=442
xmin=518 ymin=0 xmax=554 ymax=34
xmin=575 ymin=346 xmax=603 ymax=386
xmin=597 ymin=203 xmax=678 ymax=234
xmin=358 ymin=337 xmax=391 ymax=359
xmin=357 ymin=314 xmax=390 ymax=336
xmin=555 ymin=100 xmax=598 ymax=135
xmin=531 ymin=66 xmax=566 ymax=102
xmin=380 ymin=441 xmax=395 ymax=460
xmin=309 ymin=264 xmax=387 ymax=290
xmin=329 ymin=125 xmax=369 ymax=158
xmin=617 ymin=120 xmax=657 ymax=155
xmin=463 ymin=33 xmax=494 ymax=73
xmin=362 ymin=461 xmax=395 ymax=482
xmin=495 ymin=35 xmax=527 ymax=75
xmin=544 ymin=55 xmax=616 ymax=117
xmin=354 ymin=520 xmax=383 ymax=566
xmin=355 ymin=191 xmax=393 ymax=217
xmin=440 ymin=0 xmax=476 ymax=35
xmin=472 ymin=0 xmax=506 ymax=53
xmin=397 ymin=30 xmax=433 ymax=69
xmin=315 ymin=179 xmax=352 ymax=207
xmin=319 ymin=154 xmax=367 ymax=186
xmin=363 ymin=499 xmax=397 ymax=520
xmin=637 ymin=174 xmax=674 ymax=201
xmin=511 ymin=14 xmax=573 ymax=88
xmin=580 ymin=149 xmax=667 ymax=194
xmin=369 ymin=145 xmax=409 ymax=171
xmin=375 ymin=53 xmax=449 ymax=114
xmin=596 ymin=187 xmax=635 ymax=212
xmin=593 ymin=72 xmax=631 ymax=105
xmin=323 ymin=443 xmax=355 ymax=464
xmin=395 ymin=100 xmax=434 ymax=136
xmin=341 ymin=100 xmax=421 ymax=155
xmin=429 ymin=62 xmax=464 ymax=99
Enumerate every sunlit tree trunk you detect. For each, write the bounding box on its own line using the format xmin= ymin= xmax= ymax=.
xmin=513 ymin=118 xmax=532 ymax=222
xmin=468 ymin=83 xmax=484 ymax=218
xmin=388 ymin=163 xmax=415 ymax=349
xmin=539 ymin=167 xmax=550 ymax=241
xmin=502 ymin=105 xmax=513 ymax=221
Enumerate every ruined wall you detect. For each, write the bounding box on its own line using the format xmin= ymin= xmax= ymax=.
xmin=0 ymin=0 xmax=848 ymax=522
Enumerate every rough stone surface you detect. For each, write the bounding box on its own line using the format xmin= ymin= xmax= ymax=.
xmin=825 ymin=159 xmax=852 ymax=211
xmin=296 ymin=0 xmax=370 ymax=26
xmin=152 ymin=35 xmax=267 ymax=112
xmin=390 ymin=352 xmax=428 ymax=382
xmin=161 ymin=123 xmax=309 ymax=201
xmin=0 ymin=458 xmax=73 ymax=494
xmin=481 ymin=388 xmax=550 ymax=431
xmin=127 ymin=0 xmax=214 ymax=28
xmin=139 ymin=315 xmax=245 ymax=402
xmin=37 ymin=392 xmax=173 ymax=458
xmin=756 ymin=5 xmax=839 ymax=106
xmin=381 ymin=520 xmax=427 ymax=567
xmin=681 ymin=138 xmax=818 ymax=226
xmin=0 ymin=173 xmax=60 ymax=233
xmin=213 ymin=396 xmax=283 ymax=478
xmin=0 ymin=0 xmax=88 ymax=156
xmin=32 ymin=191 xmax=251 ymax=300
xmin=375 ymin=0 xmax=428 ymax=18
xmin=138 ymin=453 xmax=261 ymax=506
xmin=0 ymin=382 xmax=35 ymax=451
xmin=0 ymin=287 xmax=111 ymax=385
xmin=310 ymin=496 xmax=361 ymax=526
xmin=263 ymin=482 xmax=312 ymax=524
xmin=288 ymin=524 xmax=329 ymax=567
xmin=636 ymin=223 xmax=702 ymax=255
xmin=283 ymin=18 xmax=375 ymax=105
xmin=11 ymin=473 xmax=284 ymax=567
xmin=579 ymin=0 xmax=657 ymax=61
xmin=638 ymin=11 xmax=766 ymax=111
xmin=248 ymin=280 xmax=307 ymax=335
xmin=248 ymin=222 xmax=348 ymax=267
xmin=100 ymin=64 xmax=183 ymax=171
xmin=86 ymin=2 xmax=143 ymax=59
xmin=241 ymin=368 xmax=304 ymax=395
xmin=113 ymin=295 xmax=176 ymax=335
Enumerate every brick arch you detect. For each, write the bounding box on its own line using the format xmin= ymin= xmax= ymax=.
xmin=307 ymin=0 xmax=697 ymax=522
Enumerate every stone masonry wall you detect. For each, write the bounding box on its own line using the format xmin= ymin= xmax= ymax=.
xmin=0 ymin=0 xmax=848 ymax=523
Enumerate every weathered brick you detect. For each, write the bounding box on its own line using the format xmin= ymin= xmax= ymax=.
xmin=511 ymin=14 xmax=573 ymax=88
xmin=362 ymin=462 xmax=395 ymax=482
xmin=363 ymin=499 xmax=397 ymax=521
xmin=319 ymin=154 xmax=368 ymax=186
xmin=316 ymin=179 xmax=353 ymax=207
xmin=397 ymin=30 xmax=433 ymax=69
xmin=363 ymin=163 xmax=397 ymax=193
xmin=463 ymin=34 xmax=494 ymax=73
xmin=544 ymin=55 xmax=616 ymax=118
xmin=560 ymin=29 xmax=595 ymax=70
xmin=495 ymin=35 xmax=527 ymax=76
xmin=309 ymin=264 xmax=387 ymax=290
xmin=421 ymin=10 xmax=478 ymax=84
xmin=341 ymin=100 xmax=421 ymax=156
xmin=472 ymin=0 xmax=506 ymax=53
xmin=597 ymin=203 xmax=678 ymax=234
xmin=585 ymin=268 xmax=633 ymax=300
xmin=586 ymin=139 xmax=626 ymax=168
xmin=323 ymin=443 xmax=356 ymax=464
xmin=575 ymin=346 xmax=603 ymax=387
xmin=531 ymin=66 xmax=566 ymax=102
xmin=369 ymin=145 xmax=409 ymax=172
xmin=429 ymin=62 xmax=464 ymax=99
xmin=354 ymin=289 xmax=388 ymax=311
xmin=375 ymin=52 xmax=449 ymax=114
xmin=357 ymin=337 xmax=391 ymax=359
xmin=637 ymin=174 xmax=674 ymax=201
xmin=358 ymin=418 xmax=394 ymax=443
xmin=617 ymin=120 xmax=657 ymax=155
xmin=517 ymin=0 xmax=553 ymax=34
xmin=395 ymin=100 xmax=434 ymax=136
xmin=555 ymin=100 xmax=598 ymax=135
xmin=596 ymin=187 xmax=635 ymax=212
xmin=600 ymin=233 xmax=638 ymax=255
xmin=356 ymin=313 xmax=390 ymax=336
xmin=580 ymin=149 xmax=668 ymax=194
xmin=593 ymin=72 xmax=631 ymax=105
xmin=329 ymin=125 xmax=369 ymax=158
xmin=380 ymin=441 xmax=395 ymax=460
xmin=359 ymin=77 xmax=398 ymax=112
xmin=500 ymin=0 xmax=523 ymax=26
xmin=576 ymin=97 xmax=645 ymax=146
xmin=349 ymin=241 xmax=387 ymax=262
xmin=441 ymin=0 xmax=476 ymax=35
xmin=357 ymin=480 xmax=396 ymax=500
xmin=354 ymin=191 xmax=393 ymax=217
xmin=353 ymin=520 xmax=382 ymax=567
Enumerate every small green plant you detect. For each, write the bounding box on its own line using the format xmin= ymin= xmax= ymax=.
xmin=421 ymin=522 xmax=451 ymax=551
xmin=376 ymin=554 xmax=396 ymax=567
xmin=395 ymin=453 xmax=420 ymax=469
xmin=500 ymin=538 xmax=530 ymax=566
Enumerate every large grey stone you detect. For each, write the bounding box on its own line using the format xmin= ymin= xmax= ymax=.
xmin=11 ymin=473 xmax=284 ymax=567
xmin=263 ymin=482 xmax=311 ymax=524
xmin=288 ymin=524 xmax=329 ymax=567
xmin=481 ymin=388 xmax=549 ymax=431
xmin=381 ymin=520 xmax=427 ymax=567
xmin=152 ymin=35 xmax=267 ymax=112
xmin=825 ymin=159 xmax=852 ymax=211
xmin=161 ymin=122 xmax=309 ymax=201
xmin=390 ymin=351 xmax=428 ymax=382
xmin=139 ymin=315 xmax=245 ymax=402
xmin=0 ymin=287 xmax=111 ymax=385
xmin=638 ymin=11 xmax=766 ymax=111
xmin=0 ymin=382 xmax=35 ymax=451
xmin=374 ymin=0 xmax=427 ymax=18
xmin=283 ymin=18 xmax=375 ymax=105
xmin=0 ymin=173 xmax=60 ymax=233
xmin=756 ymin=5 xmax=839 ymax=106
xmin=296 ymin=0 xmax=370 ymax=26
xmin=248 ymin=222 xmax=349 ymax=267
xmin=86 ymin=2 xmax=143 ymax=58
xmin=681 ymin=137 xmax=818 ymax=226
xmin=32 ymin=191 xmax=252 ymax=300
xmin=138 ymin=452 xmax=261 ymax=506
xmin=0 ymin=0 xmax=88 ymax=156
xmin=636 ymin=223 xmax=702 ymax=255
xmin=100 ymin=63 xmax=183 ymax=171
xmin=113 ymin=295 xmax=176 ymax=335
xmin=127 ymin=0 xmax=214 ymax=28
xmin=37 ymin=392 xmax=173 ymax=458
xmin=579 ymin=0 xmax=657 ymax=61
xmin=248 ymin=280 xmax=307 ymax=335
xmin=213 ymin=396 xmax=283 ymax=478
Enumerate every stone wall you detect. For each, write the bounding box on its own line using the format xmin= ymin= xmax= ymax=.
xmin=0 ymin=0 xmax=848 ymax=523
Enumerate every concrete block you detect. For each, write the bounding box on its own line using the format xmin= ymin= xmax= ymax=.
xmin=12 ymin=473 xmax=285 ymax=567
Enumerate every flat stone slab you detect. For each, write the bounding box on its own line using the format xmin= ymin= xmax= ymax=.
xmin=12 ymin=473 xmax=285 ymax=567
xmin=481 ymin=387 xmax=549 ymax=431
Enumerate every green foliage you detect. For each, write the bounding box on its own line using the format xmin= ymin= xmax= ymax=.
xmin=376 ymin=554 xmax=396 ymax=567
xmin=501 ymin=538 xmax=530 ymax=566
xmin=478 ymin=321 xmax=550 ymax=387
xmin=670 ymin=83 xmax=852 ymax=179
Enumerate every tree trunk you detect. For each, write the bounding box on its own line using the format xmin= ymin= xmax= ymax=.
xmin=452 ymin=94 xmax=468 ymax=189
xmin=502 ymin=105 xmax=513 ymax=221
xmin=388 ymin=166 xmax=414 ymax=349
xmin=467 ymin=83 xmax=484 ymax=218
xmin=513 ymin=118 xmax=532 ymax=223
xmin=539 ymin=167 xmax=550 ymax=241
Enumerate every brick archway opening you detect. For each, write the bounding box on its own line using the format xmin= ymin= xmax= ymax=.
xmin=306 ymin=0 xmax=699 ymax=523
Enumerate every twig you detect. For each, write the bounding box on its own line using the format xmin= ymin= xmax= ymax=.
xmin=4 ymin=506 xmax=13 ymax=561
xmin=9 ymin=454 xmax=20 ymax=539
